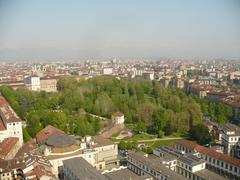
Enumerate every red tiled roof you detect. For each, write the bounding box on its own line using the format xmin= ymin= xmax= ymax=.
xmin=190 ymin=84 xmax=213 ymax=91
xmin=15 ymin=138 xmax=37 ymax=158
xmin=93 ymin=135 xmax=113 ymax=147
xmin=0 ymin=96 xmax=21 ymax=123
xmin=36 ymin=125 xmax=64 ymax=144
xmin=223 ymin=99 xmax=240 ymax=109
xmin=113 ymin=111 xmax=124 ymax=117
xmin=175 ymin=140 xmax=240 ymax=167
xmin=0 ymin=137 xmax=19 ymax=157
xmin=0 ymin=118 xmax=6 ymax=130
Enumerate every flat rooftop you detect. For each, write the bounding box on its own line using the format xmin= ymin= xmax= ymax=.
xmin=128 ymin=151 xmax=187 ymax=180
xmin=63 ymin=157 xmax=107 ymax=180
xmin=104 ymin=168 xmax=151 ymax=180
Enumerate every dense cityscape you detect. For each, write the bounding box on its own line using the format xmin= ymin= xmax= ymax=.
xmin=0 ymin=58 xmax=239 ymax=180
xmin=1 ymin=0 xmax=240 ymax=180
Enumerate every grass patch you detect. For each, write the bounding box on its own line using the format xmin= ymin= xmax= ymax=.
xmin=125 ymin=133 xmax=153 ymax=141
xmin=125 ymin=123 xmax=135 ymax=130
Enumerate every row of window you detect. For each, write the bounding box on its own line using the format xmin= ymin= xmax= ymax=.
xmin=8 ymin=122 xmax=19 ymax=126
xmin=177 ymin=161 xmax=193 ymax=171
xmin=206 ymin=156 xmax=238 ymax=173
xmin=128 ymin=163 xmax=168 ymax=180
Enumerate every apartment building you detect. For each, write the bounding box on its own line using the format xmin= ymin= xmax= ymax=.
xmin=153 ymin=146 xmax=181 ymax=171
xmin=92 ymin=135 xmax=119 ymax=170
xmin=221 ymin=123 xmax=240 ymax=156
xmin=0 ymin=96 xmax=23 ymax=146
xmin=127 ymin=151 xmax=187 ymax=180
xmin=40 ymin=77 xmax=58 ymax=92
xmin=24 ymin=76 xmax=41 ymax=91
xmin=175 ymin=140 xmax=240 ymax=179
xmin=153 ymin=146 xmax=226 ymax=180
xmin=24 ymin=76 xmax=57 ymax=92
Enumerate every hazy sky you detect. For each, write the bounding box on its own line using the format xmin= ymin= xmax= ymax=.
xmin=0 ymin=0 xmax=240 ymax=60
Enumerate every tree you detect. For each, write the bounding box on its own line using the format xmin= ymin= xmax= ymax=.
xmin=158 ymin=130 xmax=165 ymax=138
xmin=27 ymin=113 xmax=42 ymax=137
xmin=137 ymin=103 xmax=157 ymax=125
xmin=135 ymin=121 xmax=147 ymax=133
xmin=189 ymin=124 xmax=212 ymax=145
xmin=152 ymin=108 xmax=168 ymax=133
xmin=93 ymin=93 xmax=115 ymax=116
xmin=23 ymin=128 xmax=31 ymax=142
xmin=118 ymin=141 xmax=127 ymax=150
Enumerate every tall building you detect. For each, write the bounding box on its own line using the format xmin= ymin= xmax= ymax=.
xmin=0 ymin=96 xmax=23 ymax=146
xmin=40 ymin=77 xmax=58 ymax=92
xmin=24 ymin=76 xmax=57 ymax=92
xmin=24 ymin=76 xmax=41 ymax=91
xmin=221 ymin=123 xmax=240 ymax=157
xmin=175 ymin=140 xmax=240 ymax=179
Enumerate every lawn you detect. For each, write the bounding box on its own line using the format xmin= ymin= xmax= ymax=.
xmin=124 ymin=133 xmax=155 ymax=141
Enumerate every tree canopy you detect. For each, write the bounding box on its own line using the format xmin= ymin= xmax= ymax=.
xmin=0 ymin=76 xmax=233 ymax=139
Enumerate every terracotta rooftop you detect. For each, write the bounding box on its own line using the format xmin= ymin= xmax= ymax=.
xmin=223 ymin=99 xmax=240 ymax=109
xmin=36 ymin=125 xmax=65 ymax=144
xmin=93 ymin=135 xmax=114 ymax=148
xmin=0 ymin=96 xmax=21 ymax=123
xmin=190 ymin=84 xmax=213 ymax=91
xmin=0 ymin=137 xmax=19 ymax=157
xmin=15 ymin=138 xmax=37 ymax=158
xmin=175 ymin=140 xmax=240 ymax=167
xmin=0 ymin=118 xmax=6 ymax=130
xmin=0 ymin=152 xmax=52 ymax=175
xmin=112 ymin=111 xmax=124 ymax=117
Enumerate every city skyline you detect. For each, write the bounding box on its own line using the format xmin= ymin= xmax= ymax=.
xmin=0 ymin=0 xmax=240 ymax=60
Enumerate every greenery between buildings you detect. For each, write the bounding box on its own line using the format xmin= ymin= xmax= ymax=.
xmin=0 ymin=76 xmax=232 ymax=144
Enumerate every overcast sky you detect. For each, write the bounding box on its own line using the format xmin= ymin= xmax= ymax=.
xmin=0 ymin=0 xmax=240 ymax=60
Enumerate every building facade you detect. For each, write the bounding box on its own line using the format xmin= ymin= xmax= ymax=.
xmin=0 ymin=96 xmax=23 ymax=146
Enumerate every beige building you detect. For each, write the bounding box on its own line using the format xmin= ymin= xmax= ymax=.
xmin=40 ymin=77 xmax=57 ymax=92
xmin=36 ymin=126 xmax=118 ymax=176
xmin=24 ymin=76 xmax=57 ymax=92
xmin=92 ymin=135 xmax=119 ymax=170
xmin=111 ymin=112 xmax=125 ymax=125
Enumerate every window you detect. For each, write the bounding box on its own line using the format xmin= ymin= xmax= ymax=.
xmin=221 ymin=162 xmax=224 ymax=167
xmin=225 ymin=164 xmax=228 ymax=169
xmin=217 ymin=160 xmax=219 ymax=165
xmin=235 ymin=167 xmax=237 ymax=173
